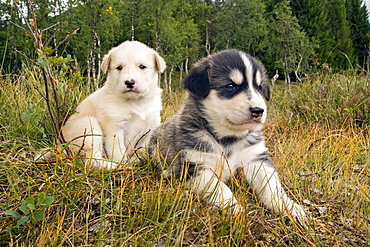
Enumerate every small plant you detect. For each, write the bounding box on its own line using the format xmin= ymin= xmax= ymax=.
xmin=3 ymin=192 xmax=54 ymax=230
xmin=11 ymin=1 xmax=79 ymax=146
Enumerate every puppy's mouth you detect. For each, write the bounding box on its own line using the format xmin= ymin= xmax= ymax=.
xmin=226 ymin=117 xmax=262 ymax=126
xmin=225 ymin=112 xmax=265 ymax=128
xmin=124 ymin=89 xmax=139 ymax=93
xmin=226 ymin=110 xmax=264 ymax=126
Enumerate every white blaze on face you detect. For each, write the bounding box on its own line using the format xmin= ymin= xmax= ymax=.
xmin=240 ymin=52 xmax=254 ymax=90
xmin=229 ymin=69 xmax=244 ymax=85
xmin=239 ymin=52 xmax=266 ymax=109
xmin=255 ymin=70 xmax=262 ymax=86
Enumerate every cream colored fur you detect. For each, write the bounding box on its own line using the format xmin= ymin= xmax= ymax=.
xmin=58 ymin=41 xmax=165 ymax=169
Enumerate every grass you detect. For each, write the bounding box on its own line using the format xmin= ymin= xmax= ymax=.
xmin=0 ymin=68 xmax=369 ymax=246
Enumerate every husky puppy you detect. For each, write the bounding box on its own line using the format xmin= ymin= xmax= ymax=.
xmin=59 ymin=41 xmax=166 ymax=169
xmin=150 ymin=50 xmax=306 ymax=220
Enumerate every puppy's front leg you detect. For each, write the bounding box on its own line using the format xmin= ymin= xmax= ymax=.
xmin=188 ymin=168 xmax=243 ymax=214
xmin=104 ymin=130 xmax=127 ymax=167
xmin=242 ymin=159 xmax=306 ymax=220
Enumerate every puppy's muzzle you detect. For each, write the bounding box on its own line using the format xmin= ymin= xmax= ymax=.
xmin=250 ymin=107 xmax=264 ymax=119
xmin=125 ymin=79 xmax=136 ymax=89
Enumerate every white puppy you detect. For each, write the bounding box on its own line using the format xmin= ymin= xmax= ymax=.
xmin=61 ymin=41 xmax=166 ymax=169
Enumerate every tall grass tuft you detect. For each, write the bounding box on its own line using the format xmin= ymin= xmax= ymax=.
xmin=270 ymin=72 xmax=370 ymax=128
xmin=0 ymin=69 xmax=369 ymax=246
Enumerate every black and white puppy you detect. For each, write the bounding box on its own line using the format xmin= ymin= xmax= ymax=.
xmin=150 ymin=50 xmax=306 ymax=220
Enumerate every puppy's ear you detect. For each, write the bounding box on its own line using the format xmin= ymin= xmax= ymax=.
xmin=261 ymin=79 xmax=271 ymax=101
xmin=260 ymin=73 xmax=271 ymax=101
xmin=184 ymin=59 xmax=210 ymax=98
xmin=154 ymin=52 xmax=166 ymax=73
xmin=257 ymin=65 xmax=270 ymax=101
xmin=101 ymin=53 xmax=111 ymax=74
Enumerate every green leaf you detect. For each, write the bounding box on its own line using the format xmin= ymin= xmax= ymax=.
xmin=21 ymin=112 xmax=32 ymax=120
xmin=45 ymin=46 xmax=53 ymax=54
xmin=42 ymin=196 xmax=54 ymax=207
xmin=4 ymin=210 xmax=21 ymax=219
xmin=19 ymin=200 xmax=29 ymax=214
xmin=6 ymin=226 xmax=14 ymax=232
xmin=37 ymin=57 xmax=49 ymax=68
xmin=28 ymin=103 xmax=36 ymax=111
xmin=25 ymin=197 xmax=35 ymax=206
xmin=344 ymin=107 xmax=353 ymax=113
xmin=27 ymin=204 xmax=36 ymax=210
xmin=34 ymin=209 xmax=44 ymax=221
xmin=37 ymin=192 xmax=46 ymax=204
xmin=16 ymin=216 xmax=29 ymax=226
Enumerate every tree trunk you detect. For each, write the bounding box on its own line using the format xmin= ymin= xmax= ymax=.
xmin=205 ymin=0 xmax=212 ymax=55
xmin=185 ymin=57 xmax=189 ymax=75
xmin=206 ymin=22 xmax=211 ymax=55
xmin=163 ymin=69 xmax=168 ymax=91
xmin=11 ymin=3 xmax=19 ymax=76
xmin=295 ymin=54 xmax=303 ymax=83
xmin=96 ymin=31 xmax=101 ymax=84
xmin=283 ymin=43 xmax=290 ymax=87
xmin=168 ymin=67 xmax=173 ymax=93
xmin=87 ymin=51 xmax=92 ymax=87
xmin=91 ymin=37 xmax=97 ymax=89
xmin=179 ymin=62 xmax=183 ymax=85
xmin=131 ymin=0 xmax=135 ymax=41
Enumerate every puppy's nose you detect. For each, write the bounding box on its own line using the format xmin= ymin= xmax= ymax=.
xmin=125 ymin=79 xmax=135 ymax=88
xmin=250 ymin=107 xmax=264 ymax=118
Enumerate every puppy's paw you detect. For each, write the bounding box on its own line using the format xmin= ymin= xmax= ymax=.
xmin=290 ymin=202 xmax=306 ymax=217
xmin=90 ymin=159 xmax=133 ymax=170
xmin=289 ymin=202 xmax=308 ymax=227
xmin=210 ymin=197 xmax=244 ymax=215
xmin=230 ymin=202 xmax=245 ymax=215
xmin=89 ymin=159 xmax=115 ymax=170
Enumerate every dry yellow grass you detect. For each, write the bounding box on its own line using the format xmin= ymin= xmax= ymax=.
xmin=0 ymin=71 xmax=369 ymax=246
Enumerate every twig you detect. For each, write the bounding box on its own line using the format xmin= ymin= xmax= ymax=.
xmin=134 ymin=129 xmax=151 ymax=149
xmin=9 ymin=20 xmax=30 ymax=35
xmin=298 ymin=163 xmax=330 ymax=177
xmin=47 ymin=28 xmax=80 ymax=57
xmin=12 ymin=47 xmax=36 ymax=65
xmin=26 ymin=1 xmax=41 ymax=43
xmin=41 ymin=22 xmax=60 ymax=33
xmin=40 ymin=68 xmax=59 ymax=140
xmin=45 ymin=29 xmax=59 ymax=48
xmin=34 ymin=157 xmax=71 ymax=165
xmin=33 ymin=85 xmax=47 ymax=100
xmin=46 ymin=66 xmax=63 ymax=139
xmin=0 ymin=217 xmax=20 ymax=233
xmin=39 ymin=120 xmax=57 ymax=138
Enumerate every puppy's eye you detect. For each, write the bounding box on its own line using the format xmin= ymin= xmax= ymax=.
xmin=139 ymin=65 xmax=147 ymax=69
xmin=225 ymin=83 xmax=238 ymax=90
xmin=116 ymin=65 xmax=122 ymax=71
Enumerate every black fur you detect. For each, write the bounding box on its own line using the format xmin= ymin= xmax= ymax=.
xmin=149 ymin=49 xmax=306 ymax=220
xmin=184 ymin=59 xmax=211 ymax=98
xmin=184 ymin=49 xmax=270 ymax=101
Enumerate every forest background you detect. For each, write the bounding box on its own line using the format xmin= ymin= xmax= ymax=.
xmin=1 ymin=0 xmax=370 ymax=86
xmin=0 ymin=0 xmax=370 ymax=246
